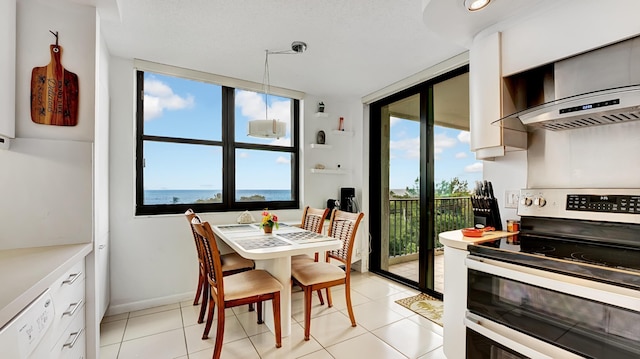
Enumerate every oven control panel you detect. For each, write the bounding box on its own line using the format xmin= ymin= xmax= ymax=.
xmin=518 ymin=188 xmax=640 ymax=223
xmin=567 ymin=194 xmax=640 ymax=214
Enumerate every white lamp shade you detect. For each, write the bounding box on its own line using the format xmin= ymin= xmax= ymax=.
xmin=247 ymin=119 xmax=286 ymax=138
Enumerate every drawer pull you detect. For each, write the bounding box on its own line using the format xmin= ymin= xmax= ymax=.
xmin=63 ymin=327 xmax=84 ymax=349
xmin=62 ymin=272 xmax=82 ymax=285
xmin=63 ymin=300 xmax=83 ymax=316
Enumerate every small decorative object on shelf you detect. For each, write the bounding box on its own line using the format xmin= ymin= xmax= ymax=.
xmin=316 ymin=130 xmax=325 ymax=144
xmin=260 ymin=209 xmax=279 ymax=234
xmin=338 ymin=117 xmax=344 ymax=131
xmin=314 ymin=163 xmax=326 ymax=169
xmin=318 ymin=101 xmax=325 ymax=113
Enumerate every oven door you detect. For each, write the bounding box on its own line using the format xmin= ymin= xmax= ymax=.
xmin=466 ymin=255 xmax=640 ymax=359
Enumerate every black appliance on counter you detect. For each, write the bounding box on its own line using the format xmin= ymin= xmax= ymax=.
xmin=340 ymin=187 xmax=357 ymax=213
xmin=471 ymin=180 xmax=502 ymax=230
xmin=465 ymin=188 xmax=640 ymax=359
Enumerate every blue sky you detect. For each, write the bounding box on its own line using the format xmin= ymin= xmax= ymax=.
xmin=142 ymin=72 xmax=482 ymax=191
xmin=389 ymin=117 xmax=482 ymax=191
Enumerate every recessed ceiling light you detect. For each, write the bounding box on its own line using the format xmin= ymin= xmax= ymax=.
xmin=464 ymin=0 xmax=491 ymax=11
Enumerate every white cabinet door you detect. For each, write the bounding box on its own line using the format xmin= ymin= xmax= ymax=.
xmin=469 ymin=32 xmax=503 ymax=155
xmin=0 ymin=0 xmax=16 ymax=139
xmin=469 ymin=32 xmax=526 ymax=160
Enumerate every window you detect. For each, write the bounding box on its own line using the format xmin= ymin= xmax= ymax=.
xmin=135 ymin=70 xmax=299 ymax=215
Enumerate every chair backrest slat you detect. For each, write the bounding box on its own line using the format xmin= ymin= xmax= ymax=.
xmin=327 ymin=210 xmax=364 ymax=268
xmin=300 ymin=206 xmax=330 ymax=234
xmin=191 ymin=217 xmax=224 ymax=299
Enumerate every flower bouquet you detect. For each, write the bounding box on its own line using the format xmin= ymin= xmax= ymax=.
xmin=260 ymin=210 xmax=279 ymax=233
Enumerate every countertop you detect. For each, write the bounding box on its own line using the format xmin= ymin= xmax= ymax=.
xmin=439 ymin=229 xmax=517 ymax=250
xmin=0 ymin=243 xmax=92 ymax=329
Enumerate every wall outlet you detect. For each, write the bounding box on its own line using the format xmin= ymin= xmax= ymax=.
xmin=505 ymin=190 xmax=519 ymax=209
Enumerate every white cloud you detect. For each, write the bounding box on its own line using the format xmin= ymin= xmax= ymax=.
xmin=390 ymin=137 xmax=420 ymax=159
xmin=143 ymin=77 xmax=194 ymax=120
xmin=276 ymin=156 xmax=290 ymax=164
xmin=433 ymin=133 xmax=457 ymax=159
xmin=237 ymin=151 xmax=250 ymax=159
xmin=455 ymin=152 xmax=467 ymax=159
xmin=465 ymin=162 xmax=484 ymax=173
xmin=457 ymin=131 xmax=470 ymax=143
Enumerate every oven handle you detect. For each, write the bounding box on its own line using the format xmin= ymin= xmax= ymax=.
xmin=464 ymin=311 xmax=582 ymax=359
xmin=465 ymin=255 xmax=640 ymax=311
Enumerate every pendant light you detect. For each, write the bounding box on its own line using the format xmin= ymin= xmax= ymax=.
xmin=247 ymin=41 xmax=307 ymax=139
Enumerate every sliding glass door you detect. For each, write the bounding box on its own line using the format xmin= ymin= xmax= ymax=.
xmin=369 ymin=66 xmax=474 ymax=296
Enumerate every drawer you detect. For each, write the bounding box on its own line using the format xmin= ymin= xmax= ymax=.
xmin=50 ymin=260 xmax=85 ymax=340
xmin=50 ymin=278 xmax=85 ymax=339
xmin=49 ymin=305 xmax=85 ymax=359
xmin=49 ymin=260 xmax=85 ymax=298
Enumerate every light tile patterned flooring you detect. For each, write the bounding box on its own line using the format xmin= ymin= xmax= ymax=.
xmin=100 ymin=272 xmax=446 ymax=359
xmin=387 ymin=252 xmax=445 ymax=294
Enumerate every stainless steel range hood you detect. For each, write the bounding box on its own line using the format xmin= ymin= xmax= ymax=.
xmin=494 ymin=35 xmax=640 ymax=132
xmin=494 ymin=84 xmax=640 ymax=132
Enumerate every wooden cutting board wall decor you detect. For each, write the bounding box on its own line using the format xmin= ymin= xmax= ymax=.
xmin=30 ymin=31 xmax=79 ymax=126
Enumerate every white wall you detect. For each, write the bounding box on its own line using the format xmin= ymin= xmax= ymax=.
xmin=107 ymin=59 xmax=367 ymax=313
xmin=0 ymin=0 xmax=96 ymax=250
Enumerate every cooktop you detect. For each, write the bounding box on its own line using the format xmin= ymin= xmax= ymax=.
xmin=470 ymin=235 xmax=640 ymax=290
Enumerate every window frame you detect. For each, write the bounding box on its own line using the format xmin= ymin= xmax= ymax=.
xmin=135 ymin=70 xmax=300 ymax=216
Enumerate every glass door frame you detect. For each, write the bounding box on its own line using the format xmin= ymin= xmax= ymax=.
xmin=368 ymin=66 xmax=469 ymax=296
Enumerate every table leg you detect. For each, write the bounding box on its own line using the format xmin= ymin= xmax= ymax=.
xmin=255 ymin=256 xmax=292 ymax=337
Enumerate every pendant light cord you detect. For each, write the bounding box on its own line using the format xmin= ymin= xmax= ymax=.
xmin=263 ymin=50 xmax=277 ymax=133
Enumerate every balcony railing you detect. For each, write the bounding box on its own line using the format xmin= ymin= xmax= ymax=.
xmin=389 ymin=196 xmax=473 ymax=258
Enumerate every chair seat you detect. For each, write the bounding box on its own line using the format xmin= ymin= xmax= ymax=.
xmin=224 ymin=270 xmax=283 ymax=301
xmin=291 ymin=262 xmax=346 ymax=286
xmin=291 ymin=254 xmax=314 ymax=265
xmin=221 ymin=252 xmax=254 ymax=273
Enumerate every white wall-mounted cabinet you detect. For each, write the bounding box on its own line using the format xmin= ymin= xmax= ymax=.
xmin=0 ymin=0 xmax=16 ymax=140
xmin=469 ymin=32 xmax=526 ymax=160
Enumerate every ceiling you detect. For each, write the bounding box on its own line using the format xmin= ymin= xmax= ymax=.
xmin=95 ymin=0 xmax=561 ymax=99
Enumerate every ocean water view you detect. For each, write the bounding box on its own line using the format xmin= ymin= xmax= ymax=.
xmin=144 ymin=189 xmax=292 ymax=205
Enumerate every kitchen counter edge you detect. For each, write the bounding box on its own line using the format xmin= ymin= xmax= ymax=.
xmin=439 ymin=230 xmax=517 ymax=250
xmin=0 ymin=243 xmax=93 ymax=329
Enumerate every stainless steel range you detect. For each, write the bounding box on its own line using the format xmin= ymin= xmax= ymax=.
xmin=464 ymin=188 xmax=640 ymax=359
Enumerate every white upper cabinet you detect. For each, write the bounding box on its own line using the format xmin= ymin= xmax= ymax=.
xmin=469 ymin=32 xmax=526 ymax=160
xmin=0 ymin=0 xmax=16 ymax=139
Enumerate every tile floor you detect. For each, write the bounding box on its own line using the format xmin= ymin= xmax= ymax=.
xmin=387 ymin=252 xmax=444 ymax=293
xmin=100 ymin=271 xmax=446 ymax=359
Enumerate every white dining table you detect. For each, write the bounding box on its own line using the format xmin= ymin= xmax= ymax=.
xmin=211 ymin=222 xmax=341 ymax=337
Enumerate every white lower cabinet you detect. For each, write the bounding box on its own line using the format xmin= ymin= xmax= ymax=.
xmin=50 ymin=308 xmax=86 ymax=359
xmin=29 ymin=258 xmax=86 ymax=359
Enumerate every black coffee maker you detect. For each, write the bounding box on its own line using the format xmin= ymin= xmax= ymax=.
xmin=340 ymin=187 xmax=357 ymax=213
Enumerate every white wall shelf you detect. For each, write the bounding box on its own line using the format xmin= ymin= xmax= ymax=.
xmin=315 ymin=112 xmax=329 ymax=118
xmin=310 ymin=143 xmax=332 ymax=149
xmin=309 ymin=168 xmax=347 ymax=175
xmin=332 ymin=130 xmax=354 ymax=136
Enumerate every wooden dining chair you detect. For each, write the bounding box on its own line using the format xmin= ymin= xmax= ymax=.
xmin=290 ymin=206 xmax=331 ymax=303
xmin=291 ymin=209 xmax=364 ymax=340
xmin=184 ymin=209 xmax=255 ymax=325
xmin=291 ymin=206 xmax=329 ymax=263
xmin=191 ymin=217 xmax=283 ymax=358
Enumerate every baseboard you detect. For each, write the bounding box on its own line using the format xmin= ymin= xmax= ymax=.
xmin=105 ymin=291 xmax=193 ymax=316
